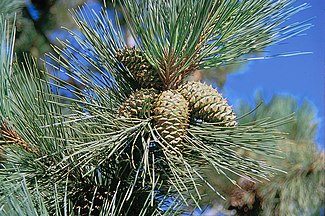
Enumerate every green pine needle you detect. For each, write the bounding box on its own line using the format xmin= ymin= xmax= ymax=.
xmin=0 ymin=1 xmax=313 ymax=215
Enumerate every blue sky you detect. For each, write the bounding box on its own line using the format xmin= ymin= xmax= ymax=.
xmin=223 ymin=0 xmax=324 ymax=148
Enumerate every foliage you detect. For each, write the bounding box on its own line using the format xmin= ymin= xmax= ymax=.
xmin=260 ymin=146 xmax=324 ymax=216
xmin=238 ymin=94 xmax=318 ymax=143
xmin=0 ymin=0 xmax=24 ymax=18
xmin=228 ymin=95 xmax=325 ymax=215
xmin=0 ymin=0 xmax=315 ymax=215
xmin=0 ymin=14 xmax=17 ymax=122
xmin=122 ymin=0 xmax=310 ymax=89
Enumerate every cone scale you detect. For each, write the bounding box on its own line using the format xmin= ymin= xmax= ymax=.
xmin=178 ymin=81 xmax=237 ymax=126
xmin=116 ymin=47 xmax=162 ymax=89
xmin=153 ymin=90 xmax=190 ymax=146
xmin=119 ymin=88 xmax=158 ymax=119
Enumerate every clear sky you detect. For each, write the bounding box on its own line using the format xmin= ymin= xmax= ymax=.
xmin=223 ymin=0 xmax=325 ymax=149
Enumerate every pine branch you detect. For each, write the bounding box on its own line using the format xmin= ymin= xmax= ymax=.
xmin=0 ymin=178 xmax=50 ymax=215
xmin=201 ymin=0 xmax=311 ymax=68
xmin=122 ymin=0 xmax=217 ymax=89
xmin=225 ymin=95 xmax=325 ymax=215
xmin=0 ymin=0 xmax=24 ymax=18
xmin=0 ymin=54 xmax=176 ymax=215
xmin=40 ymin=2 xmax=304 ymax=213
xmin=121 ymin=0 xmax=310 ymax=89
xmin=238 ymin=93 xmax=318 ymax=143
xmin=47 ymin=85 xmax=290 ymax=206
xmin=1 ymin=2 xmax=313 ymax=215
xmin=0 ymin=15 xmax=16 ymax=119
xmin=260 ymin=149 xmax=324 ymax=216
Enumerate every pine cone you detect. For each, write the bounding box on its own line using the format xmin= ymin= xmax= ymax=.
xmin=178 ymin=81 xmax=237 ymax=126
xmin=116 ymin=47 xmax=163 ymax=89
xmin=228 ymin=178 xmax=262 ymax=215
xmin=73 ymin=184 xmax=112 ymax=216
xmin=153 ymin=90 xmax=189 ymax=146
xmin=229 ymin=179 xmax=257 ymax=208
xmin=119 ymin=88 xmax=158 ymax=118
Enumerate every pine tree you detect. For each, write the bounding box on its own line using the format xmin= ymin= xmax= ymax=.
xmin=0 ymin=0 xmax=317 ymax=215
xmin=227 ymin=95 xmax=324 ymax=215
